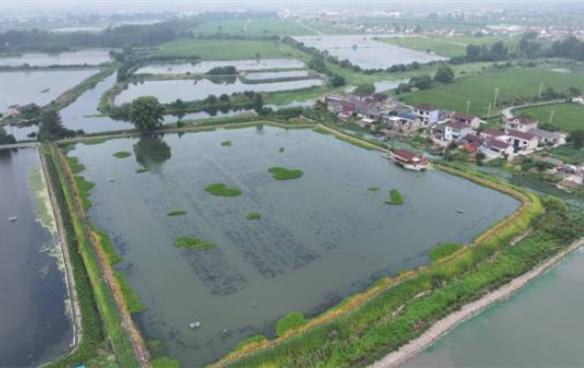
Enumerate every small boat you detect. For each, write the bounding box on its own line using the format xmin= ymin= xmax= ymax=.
xmin=108 ymin=178 xmax=116 ymax=182
xmin=189 ymin=321 xmax=201 ymax=330
xmin=8 ymin=216 xmax=17 ymax=222
xmin=456 ymin=209 xmax=464 ymax=214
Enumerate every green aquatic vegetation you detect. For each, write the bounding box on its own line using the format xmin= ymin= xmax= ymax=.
xmin=114 ymin=272 xmax=146 ymax=314
xmin=82 ymin=138 xmax=107 ymax=145
xmin=268 ymin=167 xmax=304 ymax=180
xmin=113 ymin=151 xmax=132 ymax=159
xmin=368 ymin=186 xmax=381 ymax=192
xmin=174 ymin=236 xmax=216 ymax=251
xmin=96 ymin=230 xmax=122 ymax=265
xmin=429 ymin=243 xmax=464 ymax=263
xmin=136 ymin=168 xmax=150 ymax=174
xmin=246 ymin=212 xmax=261 ymax=220
xmin=275 ymin=312 xmax=306 ymax=337
xmin=67 ymin=156 xmax=85 ymax=174
xmin=205 ymin=183 xmax=242 ymax=197
xmin=279 ymin=147 xmax=285 ymax=153
xmin=385 ymin=189 xmax=404 ymax=205
xmin=152 ymin=357 xmax=181 ymax=368
xmin=234 ymin=335 xmax=268 ymax=353
xmin=167 ymin=210 xmax=187 ymax=217
xmin=221 ymin=140 xmax=232 ymax=147
xmin=74 ymin=176 xmax=95 ymax=211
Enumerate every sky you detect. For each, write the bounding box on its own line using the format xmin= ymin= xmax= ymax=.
xmin=0 ymin=0 xmax=582 ymax=14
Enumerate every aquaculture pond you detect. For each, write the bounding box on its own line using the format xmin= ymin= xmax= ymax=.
xmin=294 ymin=35 xmax=445 ymax=69
xmin=0 ymin=68 xmax=99 ymax=114
xmin=135 ymin=59 xmax=305 ymax=75
xmin=401 ymin=248 xmax=584 ymax=368
xmin=0 ymin=148 xmax=72 ymax=367
xmin=243 ymin=70 xmax=310 ymax=81
xmin=115 ymin=77 xmax=324 ymax=105
xmin=0 ymin=49 xmax=111 ymax=67
xmin=68 ymin=126 xmax=519 ymax=367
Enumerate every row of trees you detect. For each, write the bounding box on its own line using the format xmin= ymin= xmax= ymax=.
xmin=307 ymin=54 xmax=346 ymax=88
xmin=396 ymin=64 xmax=455 ymax=93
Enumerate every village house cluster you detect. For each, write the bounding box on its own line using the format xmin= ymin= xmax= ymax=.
xmin=323 ymin=92 xmax=567 ymax=161
xmin=322 ymin=91 xmax=583 ymax=189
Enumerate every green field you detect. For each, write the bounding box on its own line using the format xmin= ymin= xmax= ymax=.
xmin=381 ymin=35 xmax=518 ymax=58
xmin=151 ymin=38 xmax=294 ymax=60
xmin=192 ymin=19 xmax=349 ymax=37
xmin=402 ymin=68 xmax=584 ymax=117
xmin=515 ymin=103 xmax=584 ymax=132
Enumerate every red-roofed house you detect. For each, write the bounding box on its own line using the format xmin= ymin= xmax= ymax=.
xmin=451 ymin=112 xmax=482 ymax=129
xmin=505 ymin=116 xmax=538 ymax=132
xmin=479 ymin=128 xmax=505 ymax=141
xmin=480 ymin=138 xmax=513 ymax=160
xmin=392 ymin=149 xmax=430 ymax=171
xmin=413 ymin=104 xmax=440 ymax=126
xmin=505 ymin=129 xmax=539 ymax=154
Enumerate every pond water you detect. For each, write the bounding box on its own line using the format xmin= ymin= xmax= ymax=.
xmin=243 ymin=70 xmax=310 ymax=81
xmin=135 ymin=59 xmax=305 ymax=75
xmin=401 ymin=248 xmax=584 ymax=368
xmin=115 ymin=78 xmax=324 ymax=105
xmin=0 ymin=148 xmax=72 ymax=367
xmin=69 ymin=126 xmax=519 ymax=367
xmin=0 ymin=49 xmax=111 ymax=67
xmin=0 ymin=68 xmax=99 ymax=114
xmin=294 ymin=35 xmax=445 ymax=69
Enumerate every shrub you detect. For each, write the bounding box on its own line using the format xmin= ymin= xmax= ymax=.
xmin=429 ymin=243 xmax=464 ymax=263
xmin=275 ymin=312 xmax=306 ymax=337
xmin=246 ymin=212 xmax=261 ymax=220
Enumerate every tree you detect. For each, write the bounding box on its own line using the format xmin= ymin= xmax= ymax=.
xmin=329 ymin=74 xmax=346 ymax=88
xmin=434 ymin=64 xmax=455 ymax=83
xmin=354 ymin=83 xmax=375 ymax=95
xmin=38 ymin=109 xmax=71 ymax=141
xmin=129 ymin=96 xmax=165 ymax=132
xmin=409 ymin=74 xmax=433 ymax=90
xmin=252 ymin=93 xmax=264 ymax=113
xmin=307 ymin=55 xmax=327 ymax=74
xmin=0 ymin=126 xmax=16 ymax=145
xmin=475 ymin=151 xmax=486 ymax=165
xmin=570 ymin=130 xmax=584 ymax=149
xmin=519 ymin=32 xmax=542 ymax=58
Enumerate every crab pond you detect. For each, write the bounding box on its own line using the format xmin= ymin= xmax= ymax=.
xmin=67 ymin=126 xmax=519 ymax=366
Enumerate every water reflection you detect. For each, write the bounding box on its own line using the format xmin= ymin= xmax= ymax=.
xmin=133 ymin=134 xmax=172 ymax=172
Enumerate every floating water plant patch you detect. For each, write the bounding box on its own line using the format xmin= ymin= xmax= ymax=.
xmin=268 ymin=166 xmax=304 ymax=180
xmin=385 ymin=188 xmax=404 ymax=205
xmin=174 ymin=236 xmax=215 ymax=251
xmin=113 ymin=151 xmax=132 ymax=159
xmin=205 ymin=183 xmax=242 ymax=197
xmin=167 ymin=210 xmax=187 ymax=217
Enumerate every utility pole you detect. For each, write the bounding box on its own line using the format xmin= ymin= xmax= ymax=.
xmin=538 ymin=83 xmax=544 ymax=99
xmin=466 ymin=100 xmax=470 ymax=114
xmin=493 ymin=88 xmax=500 ymax=108
xmin=549 ymin=110 xmax=555 ymax=124
xmin=487 ymin=102 xmax=492 ymax=118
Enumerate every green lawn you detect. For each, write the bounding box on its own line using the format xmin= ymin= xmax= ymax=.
xmin=549 ymin=143 xmax=584 ymax=164
xmin=152 ymin=38 xmax=294 ymax=60
xmin=381 ymin=35 xmax=518 ymax=58
xmin=515 ymin=103 xmax=584 ymax=132
xmin=191 ymin=19 xmax=350 ymax=37
xmin=402 ymin=68 xmax=584 ymax=117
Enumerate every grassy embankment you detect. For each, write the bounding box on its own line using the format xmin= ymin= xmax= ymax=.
xmin=515 ymin=102 xmax=584 ymax=133
xmin=44 ymin=144 xmax=140 ymax=368
xmin=209 ymin=127 xmax=563 ymax=368
xmin=401 ymin=68 xmax=584 ymax=117
xmin=380 ymin=35 xmax=519 ymax=58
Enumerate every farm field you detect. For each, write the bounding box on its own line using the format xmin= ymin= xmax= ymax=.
xmin=67 ymin=126 xmax=518 ymax=367
xmin=515 ymin=103 xmax=584 ymax=132
xmin=401 ymin=68 xmax=584 ymax=117
xmin=192 ymin=19 xmax=348 ymax=37
xmin=381 ymin=35 xmax=519 ymax=58
xmin=151 ymin=38 xmax=294 ymax=60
